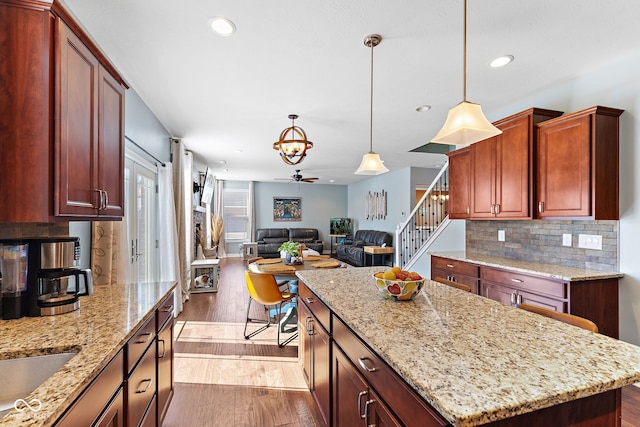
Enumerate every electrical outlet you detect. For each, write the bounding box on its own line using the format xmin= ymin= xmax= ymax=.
xmin=562 ymin=234 xmax=572 ymax=247
xmin=578 ymin=234 xmax=602 ymax=250
xmin=498 ymin=230 xmax=505 ymax=242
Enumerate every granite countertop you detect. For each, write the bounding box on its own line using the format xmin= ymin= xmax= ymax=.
xmin=0 ymin=281 xmax=176 ymax=427
xmin=296 ymin=267 xmax=640 ymax=427
xmin=430 ymin=251 xmax=623 ymax=281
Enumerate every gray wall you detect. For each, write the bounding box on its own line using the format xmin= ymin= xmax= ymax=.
xmin=254 ymin=181 xmax=348 ymax=251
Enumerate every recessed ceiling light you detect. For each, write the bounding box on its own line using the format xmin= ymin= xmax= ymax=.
xmin=219 ymin=160 xmax=227 ymax=164
xmin=208 ymin=16 xmax=236 ymax=36
xmin=416 ymin=105 xmax=431 ymax=112
xmin=490 ymin=55 xmax=514 ymax=68
xmin=329 ymin=179 xmax=335 ymax=183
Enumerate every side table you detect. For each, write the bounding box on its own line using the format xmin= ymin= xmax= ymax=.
xmin=363 ymin=246 xmax=394 ymax=267
xmin=329 ymin=234 xmax=346 ymax=257
xmin=191 ymin=258 xmax=220 ymax=293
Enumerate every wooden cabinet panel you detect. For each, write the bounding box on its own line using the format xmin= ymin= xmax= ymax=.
xmin=536 ymin=106 xmax=623 ymax=219
xmin=470 ymin=136 xmax=497 ymax=218
xmin=481 ymin=268 xmax=567 ymax=299
xmin=299 ymin=282 xmax=331 ymax=331
xmin=432 ymin=256 xmax=479 ymax=277
xmin=333 ymin=344 xmax=369 ymax=426
xmin=94 ymin=388 xmax=124 ymax=427
xmin=127 ymin=342 xmax=157 ymax=427
xmin=55 ymin=350 xmax=124 ymax=427
xmin=55 ymin=18 xmax=100 ymax=216
xmin=446 ymin=147 xmax=471 ymax=219
xmin=432 ymin=268 xmax=479 ymax=293
xmin=127 ymin=313 xmax=156 ymax=373
xmin=367 ymin=388 xmax=402 ymax=427
xmin=157 ymin=317 xmax=174 ymax=425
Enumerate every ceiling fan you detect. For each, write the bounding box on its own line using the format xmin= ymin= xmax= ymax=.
xmin=277 ymin=169 xmax=319 ymax=183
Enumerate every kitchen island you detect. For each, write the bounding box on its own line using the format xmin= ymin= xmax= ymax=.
xmin=0 ymin=280 xmax=176 ymax=426
xmin=296 ymin=267 xmax=640 ymax=426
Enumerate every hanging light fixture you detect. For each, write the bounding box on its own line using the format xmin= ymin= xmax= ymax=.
xmin=431 ymin=0 xmax=502 ymax=146
xmin=273 ymin=114 xmax=314 ymax=166
xmin=355 ymin=34 xmax=389 ymax=176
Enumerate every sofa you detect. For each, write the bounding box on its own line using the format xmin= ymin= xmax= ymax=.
xmin=255 ymin=228 xmax=324 ymax=258
xmin=335 ymin=229 xmax=392 ymax=267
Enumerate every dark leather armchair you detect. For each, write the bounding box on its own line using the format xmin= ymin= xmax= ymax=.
xmin=255 ymin=228 xmax=289 ymax=258
xmin=289 ymin=228 xmax=324 ymax=253
xmin=335 ymin=230 xmax=392 ymax=267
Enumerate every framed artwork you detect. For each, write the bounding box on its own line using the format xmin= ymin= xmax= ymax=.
xmin=273 ymin=197 xmax=302 ymax=221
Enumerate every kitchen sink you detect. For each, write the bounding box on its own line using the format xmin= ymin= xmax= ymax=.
xmin=0 ymin=351 xmax=78 ymax=418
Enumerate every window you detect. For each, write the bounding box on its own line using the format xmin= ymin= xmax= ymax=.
xmin=223 ymin=185 xmax=249 ymax=241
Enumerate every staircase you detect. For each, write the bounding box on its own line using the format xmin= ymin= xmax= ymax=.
xmin=395 ymin=163 xmax=450 ymax=270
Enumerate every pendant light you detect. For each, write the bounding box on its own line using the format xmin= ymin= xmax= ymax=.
xmin=431 ymin=0 xmax=502 ymax=146
xmin=355 ymin=34 xmax=389 ymax=175
xmin=273 ymin=114 xmax=314 ymax=166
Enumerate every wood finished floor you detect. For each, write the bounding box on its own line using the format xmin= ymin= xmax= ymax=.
xmin=163 ymin=257 xmax=640 ymax=427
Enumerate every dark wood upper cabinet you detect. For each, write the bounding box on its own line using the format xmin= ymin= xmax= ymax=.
xmin=469 ymin=108 xmax=563 ymax=219
xmin=0 ymin=0 xmax=127 ymax=222
xmin=446 ymin=147 xmax=471 ymax=219
xmin=536 ymin=106 xmax=623 ymax=220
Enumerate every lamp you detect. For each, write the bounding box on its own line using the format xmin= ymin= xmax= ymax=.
xmin=431 ymin=0 xmax=502 ymax=146
xmin=273 ymin=114 xmax=314 ymax=166
xmin=355 ymin=34 xmax=389 ymax=175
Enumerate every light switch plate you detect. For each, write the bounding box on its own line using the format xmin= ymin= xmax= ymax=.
xmin=498 ymin=230 xmax=505 ymax=242
xmin=578 ymin=234 xmax=602 ymax=250
xmin=562 ymin=234 xmax=572 ymax=247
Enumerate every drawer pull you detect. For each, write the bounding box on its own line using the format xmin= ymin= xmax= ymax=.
xmin=306 ymin=317 xmax=314 ymax=335
xmin=446 ymin=264 xmax=455 ymax=269
xmin=364 ymin=399 xmax=376 ymax=424
xmin=305 ymin=297 xmax=315 ymax=304
xmin=136 ymin=378 xmax=153 ymax=394
xmin=357 ymin=390 xmax=368 ymax=419
xmin=517 ymin=294 xmax=523 ymax=305
xmin=135 ymin=332 xmax=152 ymax=344
xmin=160 ymin=304 xmax=174 ymax=313
xmin=510 ymin=278 xmax=524 ymax=283
xmin=510 ymin=293 xmax=516 ymax=305
xmin=358 ymin=357 xmax=377 ymax=372
xmin=538 ymin=201 xmax=544 ymax=213
xmin=158 ymin=339 xmax=166 ymax=358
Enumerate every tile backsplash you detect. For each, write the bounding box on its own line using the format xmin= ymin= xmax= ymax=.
xmin=466 ymin=220 xmax=619 ymax=271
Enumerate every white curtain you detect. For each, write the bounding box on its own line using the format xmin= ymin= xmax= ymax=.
xmin=171 ymin=139 xmax=193 ymax=303
xmin=248 ymin=181 xmax=256 ymax=243
xmin=213 ymin=179 xmax=226 ymax=257
xmin=158 ymin=163 xmax=182 ymax=314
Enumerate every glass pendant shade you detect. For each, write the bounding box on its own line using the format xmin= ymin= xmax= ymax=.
xmin=431 ymin=101 xmax=502 ymax=146
xmin=354 ymin=152 xmax=389 ymax=175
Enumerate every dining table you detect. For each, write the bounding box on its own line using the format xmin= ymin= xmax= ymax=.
xmin=247 ymin=256 xmax=347 ymax=330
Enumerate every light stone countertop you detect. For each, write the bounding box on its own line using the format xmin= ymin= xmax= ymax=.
xmin=0 ymin=281 xmax=176 ymax=427
xmin=296 ymin=267 xmax=640 ymax=427
xmin=430 ymin=251 xmax=623 ymax=281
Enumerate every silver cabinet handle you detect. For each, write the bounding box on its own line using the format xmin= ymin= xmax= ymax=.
xmin=357 ymin=390 xmax=368 ymax=419
xmin=306 ymin=317 xmax=314 ymax=336
xmin=160 ymin=304 xmax=174 ymax=313
xmin=358 ymin=357 xmax=377 ymax=372
xmin=446 ymin=264 xmax=454 ymax=269
xmin=94 ymin=189 xmax=103 ymax=210
xmin=510 ymin=278 xmax=523 ymax=283
xmin=305 ymin=297 xmax=315 ymax=304
xmin=466 ymin=206 xmax=470 ymax=215
xmin=158 ymin=339 xmax=166 ymax=358
xmin=136 ymin=378 xmax=153 ymax=393
xmin=510 ymin=293 xmax=516 ymax=305
xmin=364 ymin=399 xmax=376 ymax=425
xmin=135 ymin=332 xmax=152 ymax=344
xmin=103 ymin=190 xmax=109 ymax=210
xmin=517 ymin=294 xmax=523 ymax=305
xmin=495 ymin=204 xmax=500 ymax=214
xmin=538 ymin=201 xmax=544 ymax=213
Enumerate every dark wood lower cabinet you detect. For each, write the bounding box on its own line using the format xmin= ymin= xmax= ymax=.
xmin=157 ymin=316 xmax=174 ymax=425
xmin=95 ymin=388 xmax=124 ymax=427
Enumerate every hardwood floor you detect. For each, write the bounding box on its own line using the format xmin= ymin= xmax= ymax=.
xmin=162 ymin=257 xmax=324 ymax=427
xmin=163 ymin=257 xmax=640 ymax=426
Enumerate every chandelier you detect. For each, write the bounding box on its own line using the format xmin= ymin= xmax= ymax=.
xmin=273 ymin=114 xmax=314 ymax=166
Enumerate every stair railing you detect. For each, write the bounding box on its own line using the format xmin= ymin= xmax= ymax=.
xmin=395 ymin=162 xmax=449 ymax=269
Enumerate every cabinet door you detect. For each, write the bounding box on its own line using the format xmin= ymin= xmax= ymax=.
xmin=313 ymin=317 xmax=331 ymax=426
xmin=481 ymin=281 xmax=517 ymax=306
xmin=536 ymin=115 xmax=591 ymax=218
xmin=299 ymin=300 xmax=313 ymax=388
xmin=518 ymin=290 xmax=566 ymax=312
xmin=94 ymin=388 xmax=124 ymax=427
xmin=495 ymin=114 xmax=531 ymax=219
xmin=470 ymin=136 xmax=497 ymax=218
xmin=157 ymin=317 xmax=174 ymax=425
xmin=97 ymin=65 xmax=125 ymax=217
xmin=447 ymin=147 xmax=471 ymax=219
xmin=56 ymin=18 xmax=100 ymax=217
xmin=366 ymin=388 xmax=402 ymax=427
xmin=333 ymin=344 xmax=368 ymax=426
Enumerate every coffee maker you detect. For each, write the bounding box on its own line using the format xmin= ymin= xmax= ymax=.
xmin=0 ymin=237 xmax=93 ymax=319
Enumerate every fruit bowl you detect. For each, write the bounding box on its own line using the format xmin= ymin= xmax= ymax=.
xmin=373 ymin=273 xmax=425 ymax=301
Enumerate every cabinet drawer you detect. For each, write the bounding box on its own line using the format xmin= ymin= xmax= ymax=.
xmin=431 ymin=268 xmax=479 ymax=293
xmin=333 ymin=316 xmax=447 ymax=427
xmin=127 ymin=313 xmax=156 ymax=373
xmin=431 ymin=256 xmax=479 ymax=277
xmin=299 ymin=281 xmax=331 ymax=332
xmin=156 ymin=292 xmax=175 ymax=332
xmin=56 ymin=350 xmax=124 ymax=427
xmin=481 ymin=268 xmax=567 ymax=299
xmin=127 ymin=342 xmax=157 ymax=427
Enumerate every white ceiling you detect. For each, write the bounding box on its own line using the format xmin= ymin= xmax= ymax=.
xmin=59 ymin=0 xmax=640 ymax=185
